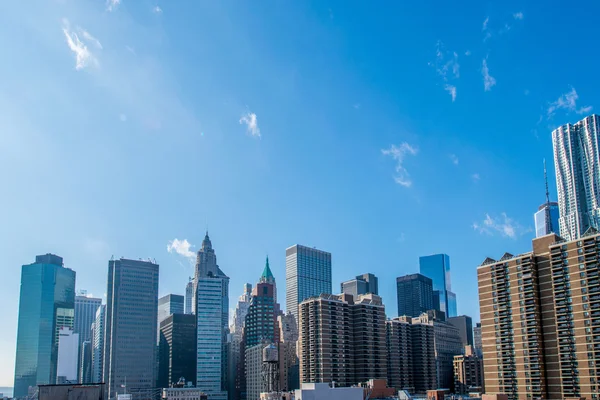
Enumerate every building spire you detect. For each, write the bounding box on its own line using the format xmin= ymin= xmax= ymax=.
xmin=260 ymin=255 xmax=275 ymax=283
xmin=544 ymin=158 xmax=550 ymax=204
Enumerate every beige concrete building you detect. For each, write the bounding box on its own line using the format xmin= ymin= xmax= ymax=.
xmin=477 ymin=231 xmax=600 ymax=400
xmin=298 ymin=293 xmax=387 ymax=387
xmin=386 ymin=315 xmax=436 ymax=394
xmin=453 ymin=346 xmax=484 ymax=394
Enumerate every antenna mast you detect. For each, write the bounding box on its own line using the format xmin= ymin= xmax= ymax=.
xmin=544 ymin=159 xmax=553 ymax=233
xmin=544 ymin=159 xmax=550 ymax=204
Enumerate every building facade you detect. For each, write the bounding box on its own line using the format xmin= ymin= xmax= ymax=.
xmin=193 ymin=232 xmax=229 ymax=400
xmin=158 ymin=313 xmax=196 ymax=388
xmin=396 ymin=273 xmax=433 ymax=318
xmin=231 ymin=283 xmax=253 ymax=400
xmin=79 ymin=340 xmax=92 ymax=384
xmin=74 ymin=293 xmax=101 ymax=383
xmin=185 ymin=277 xmax=194 ymax=315
xmin=158 ymin=294 xmax=184 ymax=340
xmin=13 ymin=254 xmax=76 ymax=398
xmin=447 ymin=315 xmax=474 ymax=348
xmin=552 ymin=114 xmax=600 ymax=240
xmin=535 ymin=202 xmax=560 ymax=238
xmin=453 ymin=348 xmax=484 ymax=395
xmin=56 ymin=327 xmax=79 ymax=384
xmin=103 ymin=258 xmax=159 ymax=399
xmin=341 ymin=273 xmax=378 ymax=297
xmin=285 ymin=245 xmax=332 ymax=324
xmin=473 ymin=322 xmax=482 ymax=358
xmin=298 ymin=293 xmax=387 ymax=387
xmin=91 ymin=304 xmax=105 ymax=384
xmin=420 ymin=254 xmax=457 ymax=317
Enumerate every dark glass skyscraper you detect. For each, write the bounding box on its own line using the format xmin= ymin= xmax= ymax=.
xmin=419 ymin=254 xmax=457 ymax=317
xmin=13 ymin=254 xmax=76 ymax=398
xmin=158 ymin=313 xmax=196 ymax=388
xmin=103 ymin=258 xmax=159 ymax=399
xmin=396 ymin=273 xmax=433 ymax=317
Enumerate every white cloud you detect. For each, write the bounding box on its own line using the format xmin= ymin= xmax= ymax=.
xmin=482 ymin=58 xmax=496 ymax=91
xmin=152 ymin=6 xmax=162 ymax=14
xmin=449 ymin=154 xmax=459 ymax=165
xmin=482 ymin=17 xmax=492 ymax=41
xmin=62 ymin=19 xmax=99 ymax=70
xmin=513 ymin=12 xmax=524 ymax=20
xmin=471 ymin=173 xmax=480 ymax=182
xmin=431 ymin=42 xmax=460 ymax=101
xmin=167 ymin=238 xmax=196 ymax=261
xmin=239 ymin=112 xmax=261 ymax=138
xmin=106 ymin=0 xmax=121 ymax=12
xmin=444 ymin=84 xmax=457 ymax=102
xmin=547 ymin=87 xmax=592 ymax=118
xmin=473 ymin=213 xmax=529 ymax=239
xmin=381 ymin=143 xmax=418 ymax=187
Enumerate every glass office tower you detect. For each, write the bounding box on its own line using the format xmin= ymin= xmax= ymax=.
xmin=285 ymin=244 xmax=332 ymax=324
xmin=419 ymin=254 xmax=457 ymax=317
xmin=13 ymin=254 xmax=76 ymax=398
xmin=535 ymin=202 xmax=560 ymax=238
xmin=552 ymin=114 xmax=600 ymax=240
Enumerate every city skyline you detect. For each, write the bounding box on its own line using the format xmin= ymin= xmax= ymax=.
xmin=3 ymin=0 xmax=600 ymax=388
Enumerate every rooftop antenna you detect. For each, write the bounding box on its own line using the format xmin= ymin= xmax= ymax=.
xmin=544 ymin=159 xmax=553 ymax=233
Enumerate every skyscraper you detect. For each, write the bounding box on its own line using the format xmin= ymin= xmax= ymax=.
xmin=103 ymin=258 xmax=159 ymax=399
xmin=420 ymin=254 xmax=456 ymax=317
xmin=13 ymin=254 xmax=76 ymax=398
xmin=396 ymin=273 xmax=434 ymax=317
xmin=158 ymin=313 xmax=196 ymax=387
xmin=473 ymin=323 xmax=482 ymax=358
xmin=553 ymin=114 xmax=600 ymax=240
xmin=56 ymin=327 xmax=79 ymax=384
xmin=158 ymin=294 xmax=184 ymax=337
xmin=185 ymin=277 xmax=194 ymax=315
xmin=194 ymin=233 xmax=229 ymax=400
xmin=535 ymin=160 xmax=560 ymax=238
xmin=285 ymin=244 xmax=332 ymax=323
xmin=231 ymin=283 xmax=252 ymax=400
xmin=341 ymin=273 xmax=379 ymax=297
xmin=447 ymin=315 xmax=473 ymax=348
xmin=79 ymin=340 xmax=92 ymax=384
xmin=91 ymin=304 xmax=105 ymax=384
xmin=74 ymin=293 xmax=101 ymax=383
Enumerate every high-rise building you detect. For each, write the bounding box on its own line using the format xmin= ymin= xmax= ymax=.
xmin=453 ymin=346 xmax=484 ymax=395
xmin=341 ymin=273 xmax=378 ymax=297
xmin=231 ymin=284 xmax=253 ymax=400
xmin=13 ymin=254 xmax=76 ymax=398
xmin=473 ymin=323 xmax=482 ymax=358
xmin=420 ymin=254 xmax=457 ymax=317
xmin=79 ymin=340 xmax=92 ymax=384
xmin=56 ymin=327 xmax=79 ymax=384
xmin=447 ymin=315 xmax=474 ymax=348
xmin=278 ymin=313 xmax=299 ymax=392
xmin=285 ymin=244 xmax=332 ymax=324
xmin=415 ymin=312 xmax=463 ymax=392
xmin=193 ymin=232 xmax=229 ymax=400
xmin=535 ymin=160 xmax=560 ymax=238
xmin=396 ymin=273 xmax=434 ymax=317
xmin=185 ymin=277 xmax=194 ymax=315
xmin=386 ymin=316 xmax=436 ymax=394
xmin=74 ymin=293 xmax=101 ymax=383
xmin=477 ymin=232 xmax=600 ymax=399
xmin=553 ymin=114 xmax=600 ymax=240
xmin=158 ymin=313 xmax=196 ymax=388
xmin=103 ymin=258 xmax=159 ymax=399
xmin=298 ymin=293 xmax=387 ymax=387
xmin=91 ymin=304 xmax=105 ymax=384
xmin=158 ymin=294 xmax=184 ymax=335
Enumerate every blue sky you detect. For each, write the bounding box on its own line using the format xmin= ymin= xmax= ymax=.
xmin=1 ymin=0 xmax=598 ymax=386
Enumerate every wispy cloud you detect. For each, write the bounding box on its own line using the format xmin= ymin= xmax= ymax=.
xmin=464 ymin=50 xmax=471 ymax=56
xmin=62 ymin=19 xmax=100 ymax=70
xmin=482 ymin=58 xmax=496 ymax=91
xmin=473 ymin=213 xmax=529 ymax=239
xmin=482 ymin=16 xmax=492 ymax=41
xmin=444 ymin=84 xmax=457 ymax=102
xmin=106 ymin=0 xmax=121 ymax=12
xmin=381 ymin=143 xmax=418 ymax=187
xmin=471 ymin=173 xmax=481 ymax=182
xmin=483 ymin=12 xmax=524 ymax=41
xmin=449 ymin=154 xmax=459 ymax=165
xmin=513 ymin=12 xmax=524 ymax=20
xmin=430 ymin=41 xmax=460 ymax=101
xmin=547 ymin=87 xmax=593 ymax=118
xmin=152 ymin=6 xmax=162 ymax=14
xmin=167 ymin=238 xmax=196 ymax=261
xmin=239 ymin=111 xmax=261 ymax=138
